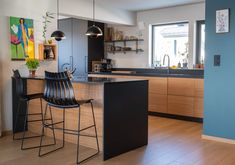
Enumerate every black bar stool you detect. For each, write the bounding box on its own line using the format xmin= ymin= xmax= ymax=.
xmin=12 ymin=69 xmax=56 ymax=150
xmin=39 ymin=71 xmax=99 ymax=164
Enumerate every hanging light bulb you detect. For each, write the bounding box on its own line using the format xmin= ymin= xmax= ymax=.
xmin=51 ymin=0 xmax=65 ymax=41
xmin=86 ymin=0 xmax=103 ymax=37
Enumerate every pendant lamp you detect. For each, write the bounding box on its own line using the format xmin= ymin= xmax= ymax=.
xmin=51 ymin=0 xmax=65 ymax=41
xmin=86 ymin=0 xmax=103 ymax=37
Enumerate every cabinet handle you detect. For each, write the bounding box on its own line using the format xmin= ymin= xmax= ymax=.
xmin=85 ymin=56 xmax=88 ymax=73
xmin=70 ymin=56 xmax=73 ymax=70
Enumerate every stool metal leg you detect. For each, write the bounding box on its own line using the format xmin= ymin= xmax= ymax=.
xmin=39 ymin=105 xmax=65 ymax=157
xmin=76 ymin=106 xmax=81 ymax=164
xmin=21 ymin=101 xmax=29 ymax=150
xmin=91 ymin=102 xmax=100 ymax=153
xmin=76 ymin=102 xmax=100 ymax=164
xmin=13 ymin=100 xmax=21 ymax=140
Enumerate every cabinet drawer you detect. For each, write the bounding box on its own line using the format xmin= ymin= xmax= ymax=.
xmin=194 ymin=97 xmax=203 ymax=118
xmin=149 ymin=94 xmax=167 ymax=113
xmin=168 ymin=78 xmax=195 ymax=96
xmin=194 ymin=79 xmax=204 ymax=97
xmin=168 ymin=95 xmax=193 ymax=116
xmin=148 ymin=77 xmax=167 ymax=95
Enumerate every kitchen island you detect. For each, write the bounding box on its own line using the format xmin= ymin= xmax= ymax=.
xmin=12 ymin=76 xmax=148 ymax=160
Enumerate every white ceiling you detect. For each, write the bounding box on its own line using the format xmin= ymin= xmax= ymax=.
xmin=97 ymin=0 xmax=205 ymax=11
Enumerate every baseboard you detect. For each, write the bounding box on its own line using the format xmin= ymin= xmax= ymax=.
xmin=202 ymin=134 xmax=235 ymax=145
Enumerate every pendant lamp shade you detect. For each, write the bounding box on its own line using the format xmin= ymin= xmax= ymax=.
xmin=86 ymin=25 xmax=103 ymax=37
xmin=51 ymin=0 xmax=65 ymax=41
xmin=51 ymin=30 xmax=65 ymax=41
xmin=86 ymin=0 xmax=103 ymax=37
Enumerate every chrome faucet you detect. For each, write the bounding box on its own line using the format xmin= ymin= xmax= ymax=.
xmin=163 ymin=54 xmax=170 ymax=74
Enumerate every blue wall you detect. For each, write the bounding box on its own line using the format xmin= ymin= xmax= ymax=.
xmin=204 ymin=0 xmax=235 ymax=139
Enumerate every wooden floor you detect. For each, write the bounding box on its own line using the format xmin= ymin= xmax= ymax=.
xmin=1 ymin=116 xmax=235 ymax=165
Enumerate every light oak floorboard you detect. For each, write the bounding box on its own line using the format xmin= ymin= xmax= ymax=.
xmin=1 ymin=116 xmax=235 ymax=165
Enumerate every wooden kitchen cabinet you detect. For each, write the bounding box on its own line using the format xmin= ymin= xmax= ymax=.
xmin=89 ymin=73 xmax=204 ymax=119
xmin=168 ymin=78 xmax=195 ymax=96
xmin=149 ymin=93 xmax=167 ymax=113
xmin=147 ymin=77 xmax=167 ymax=95
xmin=194 ymin=79 xmax=204 ymax=97
xmin=168 ymin=95 xmax=194 ymax=116
xmin=194 ymin=97 xmax=203 ymax=118
xmin=193 ymin=79 xmax=204 ymax=117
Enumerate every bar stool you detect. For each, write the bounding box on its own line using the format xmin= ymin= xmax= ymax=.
xmin=39 ymin=71 xmax=99 ymax=164
xmin=12 ymin=69 xmax=56 ymax=150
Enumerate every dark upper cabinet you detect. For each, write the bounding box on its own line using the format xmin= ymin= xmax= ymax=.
xmin=58 ymin=18 xmax=104 ymax=76
xmin=88 ymin=21 xmax=105 ymax=72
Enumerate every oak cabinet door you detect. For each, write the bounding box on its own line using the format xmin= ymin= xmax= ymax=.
xmin=168 ymin=95 xmax=194 ymax=116
xmin=149 ymin=94 xmax=167 ymax=113
xmin=168 ymin=78 xmax=195 ymax=96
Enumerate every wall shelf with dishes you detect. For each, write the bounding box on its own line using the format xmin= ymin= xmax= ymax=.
xmin=105 ymin=39 xmax=144 ymax=54
xmin=38 ymin=44 xmax=57 ymax=61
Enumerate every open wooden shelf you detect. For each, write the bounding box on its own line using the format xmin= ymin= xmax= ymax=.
xmin=105 ymin=39 xmax=144 ymax=54
xmin=38 ymin=44 xmax=57 ymax=61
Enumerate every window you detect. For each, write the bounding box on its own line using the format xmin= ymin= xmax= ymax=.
xmin=196 ymin=20 xmax=205 ymax=64
xmin=152 ymin=22 xmax=189 ymax=67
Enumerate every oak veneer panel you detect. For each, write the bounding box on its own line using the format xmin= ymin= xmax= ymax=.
xmin=149 ymin=94 xmax=167 ymax=113
xmin=194 ymin=79 xmax=204 ymax=98
xmin=147 ymin=77 xmax=167 ymax=95
xmin=168 ymin=95 xmax=194 ymax=116
xmin=168 ymin=78 xmax=195 ymax=97
xmin=194 ymin=97 xmax=204 ymax=118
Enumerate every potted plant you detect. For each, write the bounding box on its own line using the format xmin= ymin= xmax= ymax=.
xmin=42 ymin=12 xmax=54 ymax=44
xmin=25 ymin=58 xmax=40 ymax=76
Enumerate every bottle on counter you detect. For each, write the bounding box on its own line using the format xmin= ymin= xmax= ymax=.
xmin=177 ymin=61 xmax=181 ymax=69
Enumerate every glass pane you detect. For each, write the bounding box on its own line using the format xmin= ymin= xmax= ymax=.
xmin=200 ymin=24 xmax=205 ymax=64
xmin=152 ymin=23 xmax=189 ymax=67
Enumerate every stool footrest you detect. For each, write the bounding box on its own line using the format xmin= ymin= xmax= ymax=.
xmin=28 ymin=119 xmax=43 ymax=122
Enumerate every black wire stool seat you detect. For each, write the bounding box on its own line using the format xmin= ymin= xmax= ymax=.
xmin=39 ymin=71 xmax=99 ymax=164
xmin=12 ymin=69 xmax=56 ymax=150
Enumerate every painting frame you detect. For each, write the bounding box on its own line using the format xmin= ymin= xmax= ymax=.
xmin=10 ymin=16 xmax=35 ymax=60
xmin=216 ymin=9 xmax=230 ymax=33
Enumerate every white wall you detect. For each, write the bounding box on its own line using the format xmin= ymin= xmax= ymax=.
xmin=60 ymin=0 xmax=136 ymax=25
xmin=0 ymin=0 xmax=58 ymax=132
xmin=107 ymin=3 xmax=205 ymax=68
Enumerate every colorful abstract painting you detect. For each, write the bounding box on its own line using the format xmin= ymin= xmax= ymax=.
xmin=10 ymin=16 xmax=35 ymax=60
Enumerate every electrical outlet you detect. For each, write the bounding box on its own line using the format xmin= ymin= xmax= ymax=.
xmin=214 ymin=55 xmax=221 ymax=66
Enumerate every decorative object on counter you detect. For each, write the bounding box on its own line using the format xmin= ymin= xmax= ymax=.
xmin=10 ymin=16 xmax=35 ymax=60
xmin=42 ymin=12 xmax=54 ymax=44
xmin=216 ymin=9 xmax=229 ymax=33
xmin=25 ymin=58 xmax=39 ymax=76
xmin=86 ymin=0 xmax=103 ymax=38
xmin=51 ymin=0 xmax=65 ymax=41
xmin=92 ymin=58 xmax=112 ymax=72
xmin=105 ymin=27 xmax=114 ymax=41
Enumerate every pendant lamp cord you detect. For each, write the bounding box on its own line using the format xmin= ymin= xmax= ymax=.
xmin=93 ymin=0 xmax=95 ymax=25
xmin=57 ymin=0 xmax=59 ymax=29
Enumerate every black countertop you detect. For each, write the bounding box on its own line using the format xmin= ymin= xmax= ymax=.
xmin=21 ymin=75 xmax=147 ymax=84
xmin=90 ymin=68 xmax=204 ymax=79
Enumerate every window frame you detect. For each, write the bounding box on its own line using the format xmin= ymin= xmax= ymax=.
xmin=195 ymin=20 xmax=205 ymax=64
xmin=151 ymin=21 xmax=189 ymax=66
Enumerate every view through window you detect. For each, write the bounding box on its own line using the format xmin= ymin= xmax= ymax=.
xmin=152 ymin=22 xmax=189 ymax=68
xmin=196 ymin=21 xmax=205 ymax=65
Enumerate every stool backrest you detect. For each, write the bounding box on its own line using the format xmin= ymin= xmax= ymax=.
xmin=12 ymin=69 xmax=24 ymax=97
xmin=43 ymin=71 xmax=76 ymax=103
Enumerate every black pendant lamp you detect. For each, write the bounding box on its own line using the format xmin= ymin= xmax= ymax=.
xmin=51 ymin=0 xmax=65 ymax=41
xmin=86 ymin=0 xmax=103 ymax=37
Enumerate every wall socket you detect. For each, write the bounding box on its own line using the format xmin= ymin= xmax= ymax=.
xmin=214 ymin=55 xmax=221 ymax=66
